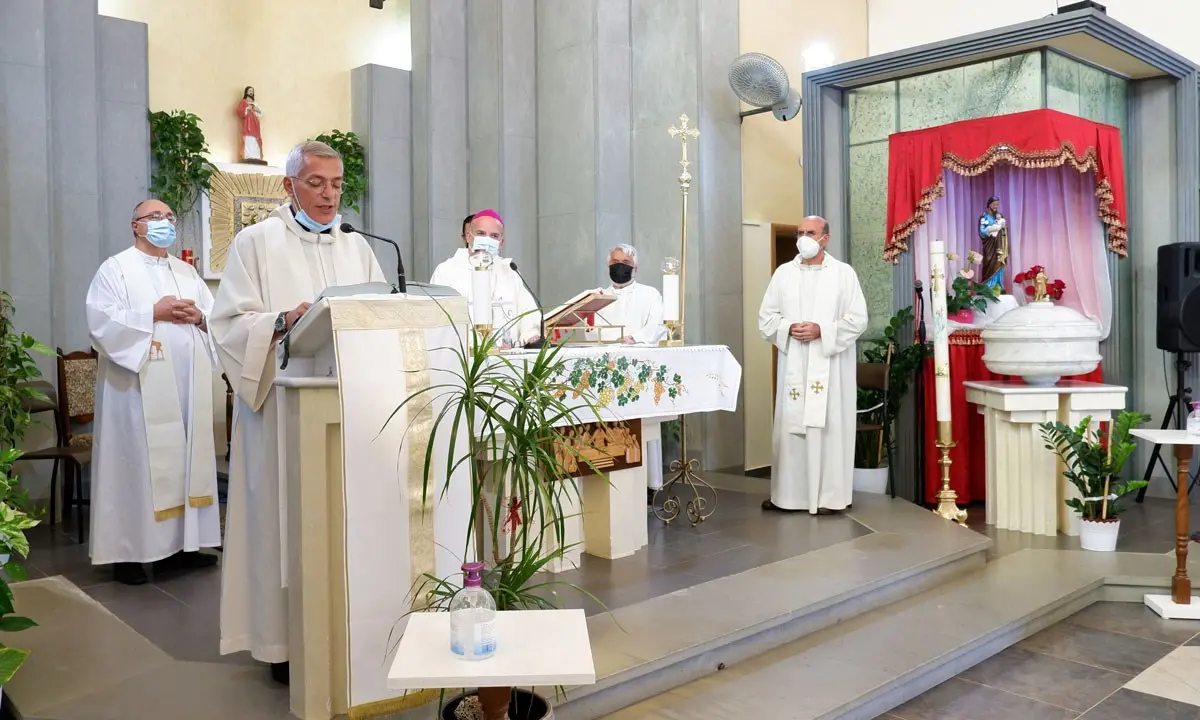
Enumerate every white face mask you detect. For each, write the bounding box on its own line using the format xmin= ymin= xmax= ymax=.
xmin=797 ymin=235 xmax=822 ymax=260
xmin=472 ymin=235 xmax=500 ymax=256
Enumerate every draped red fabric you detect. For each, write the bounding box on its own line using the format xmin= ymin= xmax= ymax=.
xmin=920 ymin=337 xmax=1103 ymax=506
xmin=885 ymin=109 xmax=1128 ymax=263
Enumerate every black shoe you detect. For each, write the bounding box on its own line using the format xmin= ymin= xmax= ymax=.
xmin=271 ymin=661 xmax=290 ymax=686
xmin=114 ymin=563 xmax=148 ymax=586
xmin=153 ymin=551 xmax=219 ymax=573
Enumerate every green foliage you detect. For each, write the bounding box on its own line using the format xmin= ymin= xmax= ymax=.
xmin=312 ymin=130 xmax=368 ymax=213
xmin=856 ymin=306 xmax=932 ymax=469
xmin=1039 ymin=411 xmax=1150 ymax=520
xmin=946 ymin=276 xmax=1000 ymax=314
xmin=0 ymin=293 xmax=53 ymax=451
xmin=386 ymin=310 xmax=607 ymax=630
xmin=0 ymin=292 xmax=48 ymax=684
xmin=148 ymin=110 xmax=216 ymax=217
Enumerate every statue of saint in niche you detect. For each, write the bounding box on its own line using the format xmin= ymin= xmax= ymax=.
xmin=236 ymin=86 xmax=266 ymax=165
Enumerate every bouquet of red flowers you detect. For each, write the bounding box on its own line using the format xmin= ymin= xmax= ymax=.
xmin=1013 ymin=265 xmax=1066 ymax=301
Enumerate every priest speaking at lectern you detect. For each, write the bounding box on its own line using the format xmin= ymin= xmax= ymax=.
xmin=209 ymin=140 xmax=385 ymax=685
xmin=757 ymin=216 xmax=867 ymax=515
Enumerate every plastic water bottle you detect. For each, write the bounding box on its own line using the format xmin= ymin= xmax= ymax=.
xmin=449 ymin=561 xmax=496 ymax=660
xmin=1188 ymin=402 xmax=1200 ymax=436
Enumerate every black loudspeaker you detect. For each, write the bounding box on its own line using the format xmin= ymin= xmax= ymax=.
xmin=1157 ymin=242 xmax=1200 ymax=352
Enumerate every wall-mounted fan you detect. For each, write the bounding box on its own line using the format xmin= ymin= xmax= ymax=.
xmin=728 ymin=52 xmax=801 ymax=122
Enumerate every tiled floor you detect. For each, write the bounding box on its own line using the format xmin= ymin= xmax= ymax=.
xmin=885 ymin=602 xmax=1200 ymax=719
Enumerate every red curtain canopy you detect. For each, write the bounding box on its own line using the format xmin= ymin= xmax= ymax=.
xmin=883 ymin=109 xmax=1128 ymax=263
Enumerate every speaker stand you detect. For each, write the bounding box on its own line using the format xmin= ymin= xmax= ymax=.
xmin=1136 ymin=353 xmax=1200 ymax=502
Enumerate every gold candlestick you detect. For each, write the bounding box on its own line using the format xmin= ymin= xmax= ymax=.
xmin=933 ymin=420 xmax=967 ymax=525
xmin=474 ymin=324 xmax=498 ymax=355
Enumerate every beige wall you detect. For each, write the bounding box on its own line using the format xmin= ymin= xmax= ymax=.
xmin=98 ymin=0 xmax=411 ymax=168
xmin=868 ymin=0 xmax=1200 ymax=61
xmin=739 ymin=0 xmax=868 ymax=226
xmin=739 ymin=0 xmax=868 ymax=469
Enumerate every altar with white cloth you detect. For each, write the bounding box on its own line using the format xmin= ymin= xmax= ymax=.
xmin=268 ymin=294 xmax=741 ymax=719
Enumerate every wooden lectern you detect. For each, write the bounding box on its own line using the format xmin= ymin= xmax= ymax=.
xmin=274 ymin=293 xmax=474 ymax=720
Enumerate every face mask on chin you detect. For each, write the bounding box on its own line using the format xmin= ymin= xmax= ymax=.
xmin=608 ymin=263 xmax=634 ymax=286
xmin=291 ymin=193 xmax=340 ymax=233
xmin=797 ymin=235 xmax=822 ymax=260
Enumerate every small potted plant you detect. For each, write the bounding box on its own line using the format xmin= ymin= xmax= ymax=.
xmin=391 ymin=312 xmax=605 ymax=719
xmin=1014 ymin=265 xmax=1066 ymax=304
xmin=1039 ymin=411 xmax=1149 ymax=551
xmin=855 ymin=306 xmax=932 ymax=494
xmin=946 ymin=251 xmax=998 ymax=323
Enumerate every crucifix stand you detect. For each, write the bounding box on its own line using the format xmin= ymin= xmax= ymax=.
xmin=652 ymin=114 xmax=717 ymax=526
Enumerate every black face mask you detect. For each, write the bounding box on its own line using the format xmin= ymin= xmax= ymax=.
xmin=609 ymin=263 xmax=634 ymax=285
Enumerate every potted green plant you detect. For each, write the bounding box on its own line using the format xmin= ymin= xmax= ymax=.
xmin=854 ymin=306 xmax=932 ymax=494
xmin=390 ymin=313 xmax=605 ymax=720
xmin=946 ymin=250 xmax=999 ymax=323
xmin=1039 ymin=411 xmax=1150 ymax=551
xmin=148 ymin=110 xmax=216 ymax=219
xmin=312 ymin=130 xmax=367 ymax=213
xmin=0 ymin=291 xmax=51 ymax=690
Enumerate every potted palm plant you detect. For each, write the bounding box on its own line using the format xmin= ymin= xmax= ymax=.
xmin=1040 ymin=411 xmax=1149 ymax=551
xmin=390 ymin=313 xmax=605 ymax=720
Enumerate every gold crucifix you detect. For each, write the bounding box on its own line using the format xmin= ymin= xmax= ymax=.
xmin=811 ymin=381 xmax=824 ymax=395
xmin=668 ymin=114 xmax=700 ymax=193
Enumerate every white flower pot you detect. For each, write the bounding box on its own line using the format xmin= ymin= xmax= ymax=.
xmin=981 ymin=300 xmax=1102 ymax=386
xmin=853 ymin=467 xmax=889 ymax=495
xmin=1079 ymin=518 xmax=1120 ymax=552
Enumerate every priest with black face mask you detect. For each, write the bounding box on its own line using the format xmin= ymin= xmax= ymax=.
xmin=590 ymin=244 xmax=667 ymax=345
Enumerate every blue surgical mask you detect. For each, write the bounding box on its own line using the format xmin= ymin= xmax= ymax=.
xmin=293 ymin=201 xmax=340 ymax=234
xmin=472 ymin=235 xmax=500 ymax=256
xmin=144 ymin=219 xmax=176 ymax=248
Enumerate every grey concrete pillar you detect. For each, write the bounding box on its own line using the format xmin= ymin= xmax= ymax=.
xmin=631 ymin=0 xmax=742 ymax=470
xmin=0 ymin=0 xmax=54 ymax=372
xmin=535 ymin=0 xmax=633 ymax=305
xmin=352 ymin=64 xmax=413 ymax=286
xmin=46 ymin=0 xmax=101 ymax=351
xmin=411 ymin=0 xmax=469 ymax=281
xmin=98 ymin=17 xmax=151 ymax=261
xmin=468 ymin=0 xmax=538 ymax=288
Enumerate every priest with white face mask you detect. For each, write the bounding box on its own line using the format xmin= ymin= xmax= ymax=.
xmin=758 ymin=216 xmax=868 ymax=515
xmin=85 ymin=199 xmax=221 ymax=586
xmin=429 ymin=209 xmax=540 ymax=347
xmin=209 ymin=140 xmax=385 ymax=685
xmin=591 ymin=244 xmax=667 ymax=345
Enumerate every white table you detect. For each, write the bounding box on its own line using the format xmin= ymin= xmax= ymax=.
xmin=1130 ymin=429 xmax=1198 ymax=619
xmin=964 ymin=381 xmax=1127 ymax=537
xmin=389 ymin=610 xmax=595 ymax=715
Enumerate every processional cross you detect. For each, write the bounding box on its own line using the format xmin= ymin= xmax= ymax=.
xmin=668 ymin=114 xmax=700 ymax=193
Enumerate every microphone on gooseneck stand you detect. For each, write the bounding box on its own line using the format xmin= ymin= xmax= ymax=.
xmin=508 ymin=261 xmax=545 ymax=349
xmin=338 ymin=222 xmax=406 ymax=294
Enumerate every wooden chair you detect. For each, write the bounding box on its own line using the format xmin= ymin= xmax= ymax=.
xmin=857 ymin=346 xmax=895 ymax=498
xmin=23 ymin=349 xmax=97 ymax=543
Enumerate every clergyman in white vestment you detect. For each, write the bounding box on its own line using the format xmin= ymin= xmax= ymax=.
xmin=758 ymin=216 xmax=868 ymax=515
xmin=429 ymin=208 xmax=540 ymax=347
xmin=210 ymin=141 xmax=385 ymax=683
xmin=590 ymin=244 xmax=668 ymax=345
xmin=85 ymin=199 xmax=221 ymax=586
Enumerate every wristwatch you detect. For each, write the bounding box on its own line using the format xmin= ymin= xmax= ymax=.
xmin=274 ymin=311 xmax=288 ymax=336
